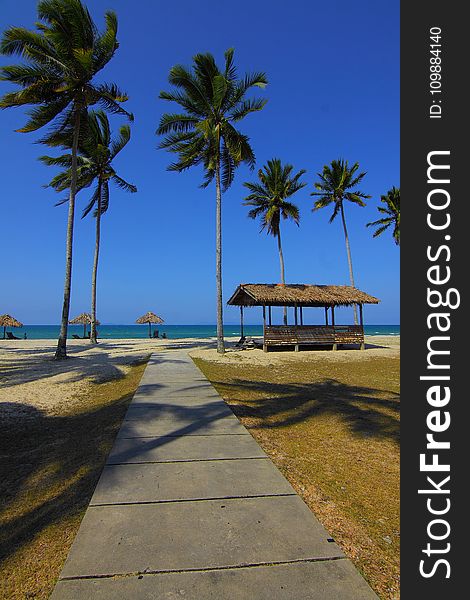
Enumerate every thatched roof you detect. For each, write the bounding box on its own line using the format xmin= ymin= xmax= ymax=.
xmin=136 ymin=311 xmax=164 ymax=325
xmin=69 ymin=313 xmax=101 ymax=325
xmin=227 ymin=284 xmax=379 ymax=307
xmin=0 ymin=314 xmax=23 ymax=327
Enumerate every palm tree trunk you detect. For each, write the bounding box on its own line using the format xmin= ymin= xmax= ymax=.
xmin=277 ymin=229 xmax=287 ymax=325
xmin=215 ymin=134 xmax=225 ymax=354
xmin=340 ymin=202 xmax=358 ymax=324
xmin=55 ymin=108 xmax=81 ymax=359
xmin=90 ymin=182 xmax=101 ymax=344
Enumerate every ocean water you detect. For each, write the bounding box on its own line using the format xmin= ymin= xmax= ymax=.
xmin=5 ymin=324 xmax=400 ymax=340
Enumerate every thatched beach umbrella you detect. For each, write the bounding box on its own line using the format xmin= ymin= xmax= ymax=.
xmin=0 ymin=314 xmax=23 ymax=339
xmin=136 ymin=311 xmax=164 ymax=338
xmin=69 ymin=313 xmax=101 ymax=338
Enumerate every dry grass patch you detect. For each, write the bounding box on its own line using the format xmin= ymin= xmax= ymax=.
xmin=193 ymin=354 xmax=400 ymax=599
xmin=0 ymin=359 xmax=148 ymax=600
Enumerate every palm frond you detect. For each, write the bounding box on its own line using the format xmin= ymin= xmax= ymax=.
xmin=112 ymin=174 xmax=137 ymax=193
xmin=157 ymin=113 xmax=198 ymax=135
xmin=81 ymin=183 xmax=100 ymax=218
xmin=367 ymin=186 xmax=400 ymax=245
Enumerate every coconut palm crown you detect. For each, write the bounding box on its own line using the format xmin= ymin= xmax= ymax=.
xmin=244 ymin=158 xmax=306 ymax=325
xmin=0 ymin=0 xmax=132 ymax=359
xmin=157 ymin=48 xmax=268 ymax=353
xmin=156 ymin=48 xmax=267 ymax=189
xmin=41 ymin=110 xmax=136 ymax=344
xmin=244 ymin=158 xmax=305 ymax=237
xmin=41 ymin=111 xmax=136 ymax=215
xmin=0 ymin=0 xmax=131 ymax=133
xmin=366 ymin=186 xmax=400 ymax=245
xmin=311 ymin=159 xmax=371 ymax=324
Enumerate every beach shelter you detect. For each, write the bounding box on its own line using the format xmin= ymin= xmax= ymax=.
xmin=69 ymin=313 xmax=100 ymax=338
xmin=228 ymin=283 xmax=379 ymax=351
xmin=0 ymin=314 xmax=23 ymax=339
xmin=136 ymin=312 xmax=164 ymax=338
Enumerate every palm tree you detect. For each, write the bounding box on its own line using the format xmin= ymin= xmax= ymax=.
xmin=157 ymin=48 xmax=267 ymax=353
xmin=0 ymin=0 xmax=131 ymax=359
xmin=41 ymin=110 xmax=137 ymax=344
xmin=367 ymin=186 xmax=400 ymax=245
xmin=311 ymin=159 xmax=370 ymax=324
xmin=243 ymin=158 xmax=306 ymax=325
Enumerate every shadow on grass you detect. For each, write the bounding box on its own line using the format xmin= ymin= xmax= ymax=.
xmin=0 ymin=392 xmax=132 ymax=567
xmin=196 ymin=372 xmax=400 ymax=444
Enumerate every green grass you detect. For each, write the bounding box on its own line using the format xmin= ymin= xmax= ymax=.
xmin=0 ymin=359 xmax=148 ymax=600
xmin=194 ymin=354 xmax=400 ymax=599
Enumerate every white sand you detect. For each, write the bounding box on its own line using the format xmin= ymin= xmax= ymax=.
xmin=0 ymin=336 xmax=399 ymax=418
xmin=189 ymin=335 xmax=400 ymax=366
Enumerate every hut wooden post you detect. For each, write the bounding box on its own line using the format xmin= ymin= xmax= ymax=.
xmin=240 ymin=306 xmax=244 ymax=338
xmin=300 ymin=306 xmax=303 ymax=325
xmin=294 ymin=304 xmax=298 ymax=326
xmin=262 ymin=305 xmax=267 ymax=352
xmin=359 ymin=304 xmax=365 ymax=350
xmin=324 ymin=307 xmax=328 ymax=325
xmin=268 ymin=306 xmax=272 ymax=326
xmin=331 ymin=305 xmax=337 ymax=350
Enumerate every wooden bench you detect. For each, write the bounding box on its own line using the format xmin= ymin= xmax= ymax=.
xmin=263 ymin=325 xmax=364 ymax=351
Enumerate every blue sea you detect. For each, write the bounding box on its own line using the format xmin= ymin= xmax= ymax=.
xmin=9 ymin=324 xmax=400 ymax=340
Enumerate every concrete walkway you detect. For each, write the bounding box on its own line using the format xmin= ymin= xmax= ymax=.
xmin=51 ymin=350 xmax=377 ymax=599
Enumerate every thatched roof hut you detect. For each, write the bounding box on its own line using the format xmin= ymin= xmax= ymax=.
xmin=136 ymin=312 xmax=164 ymax=338
xmin=227 ymin=284 xmax=380 ymax=351
xmin=228 ymin=284 xmax=379 ymax=307
xmin=0 ymin=314 xmax=23 ymax=339
xmin=69 ymin=313 xmax=100 ymax=337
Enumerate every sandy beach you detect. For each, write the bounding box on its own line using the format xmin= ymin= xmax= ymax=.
xmin=0 ymin=336 xmax=399 ymax=419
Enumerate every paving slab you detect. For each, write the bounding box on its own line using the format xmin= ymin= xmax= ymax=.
xmin=60 ymin=496 xmax=344 ymax=578
xmin=130 ymin=382 xmax=219 ymax=402
xmin=107 ymin=434 xmax=265 ymax=464
xmin=91 ymin=458 xmax=295 ymax=504
xmin=131 ymin=391 xmax=222 ymax=407
xmin=123 ymin=402 xmax=234 ymax=422
xmin=137 ymin=370 xmax=209 ymax=383
xmin=131 ymin=393 xmax=224 ymax=407
xmin=52 ymin=560 xmax=377 ymax=600
xmin=117 ymin=413 xmax=248 ymax=437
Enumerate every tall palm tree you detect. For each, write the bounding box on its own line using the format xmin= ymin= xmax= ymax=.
xmin=157 ymin=48 xmax=267 ymax=353
xmin=311 ymin=159 xmax=370 ymax=324
xmin=243 ymin=158 xmax=306 ymax=325
xmin=41 ymin=110 xmax=137 ymax=344
xmin=0 ymin=0 xmax=131 ymax=359
xmin=367 ymin=186 xmax=400 ymax=245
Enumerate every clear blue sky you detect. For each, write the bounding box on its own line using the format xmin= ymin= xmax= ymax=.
xmin=0 ymin=0 xmax=399 ymax=325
